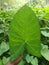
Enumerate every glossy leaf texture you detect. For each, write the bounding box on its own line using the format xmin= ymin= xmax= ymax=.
xmin=9 ymin=5 xmax=41 ymax=61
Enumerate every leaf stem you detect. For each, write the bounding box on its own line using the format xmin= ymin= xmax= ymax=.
xmin=6 ymin=55 xmax=23 ymax=65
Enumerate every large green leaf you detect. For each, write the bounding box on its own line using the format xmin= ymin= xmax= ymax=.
xmin=9 ymin=5 xmax=41 ymax=61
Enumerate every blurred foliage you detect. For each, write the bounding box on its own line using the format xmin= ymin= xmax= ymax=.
xmin=0 ymin=10 xmax=14 ymax=65
xmin=0 ymin=0 xmax=49 ymax=10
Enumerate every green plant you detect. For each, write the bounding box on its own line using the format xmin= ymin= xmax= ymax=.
xmin=0 ymin=3 xmax=49 ymax=65
xmin=0 ymin=10 xmax=13 ymax=65
xmin=9 ymin=5 xmax=41 ymax=63
xmin=26 ymin=54 xmax=38 ymax=65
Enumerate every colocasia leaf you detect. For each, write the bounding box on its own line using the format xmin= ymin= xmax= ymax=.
xmin=9 ymin=5 xmax=41 ymax=61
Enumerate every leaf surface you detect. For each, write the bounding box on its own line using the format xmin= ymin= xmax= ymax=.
xmin=9 ymin=5 xmax=41 ymax=61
